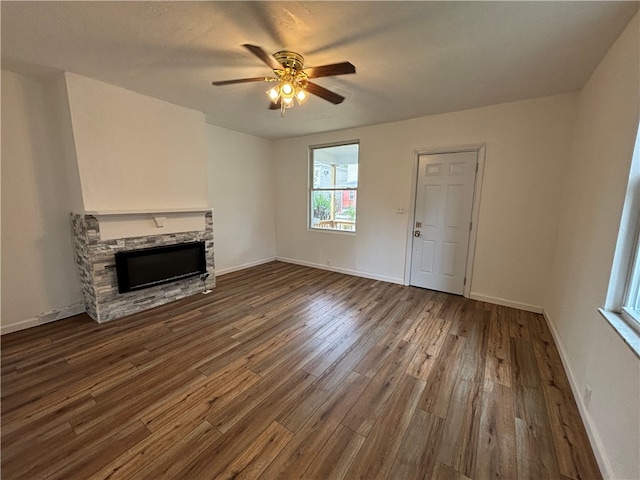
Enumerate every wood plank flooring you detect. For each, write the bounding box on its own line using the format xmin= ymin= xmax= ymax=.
xmin=1 ymin=261 xmax=601 ymax=479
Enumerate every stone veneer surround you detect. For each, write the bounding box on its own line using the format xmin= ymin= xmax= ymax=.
xmin=71 ymin=211 xmax=214 ymax=322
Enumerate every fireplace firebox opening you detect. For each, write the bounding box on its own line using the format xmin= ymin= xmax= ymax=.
xmin=115 ymin=241 xmax=206 ymax=294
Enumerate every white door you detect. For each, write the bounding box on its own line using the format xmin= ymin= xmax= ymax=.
xmin=410 ymin=151 xmax=477 ymax=295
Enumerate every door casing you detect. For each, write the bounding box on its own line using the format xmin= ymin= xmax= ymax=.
xmin=403 ymin=144 xmax=486 ymax=297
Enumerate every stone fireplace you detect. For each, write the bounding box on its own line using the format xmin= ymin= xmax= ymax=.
xmin=71 ymin=209 xmax=214 ymax=323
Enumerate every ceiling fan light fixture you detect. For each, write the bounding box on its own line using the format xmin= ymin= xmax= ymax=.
xmin=266 ymin=74 xmax=309 ymax=116
xmin=280 ymin=95 xmax=296 ymax=116
xmin=267 ymin=86 xmax=280 ymax=102
xmin=281 ymin=82 xmax=294 ymax=96
xmin=296 ymin=89 xmax=307 ymax=104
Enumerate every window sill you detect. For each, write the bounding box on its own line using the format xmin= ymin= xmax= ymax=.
xmin=598 ymin=308 xmax=640 ymax=359
xmin=308 ymin=228 xmax=356 ymax=235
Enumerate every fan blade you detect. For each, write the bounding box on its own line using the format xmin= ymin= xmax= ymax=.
xmin=212 ymin=77 xmax=267 ymax=86
xmin=243 ymin=44 xmax=283 ymax=71
xmin=268 ymin=101 xmax=281 ymax=110
xmin=305 ymin=82 xmax=345 ymax=104
xmin=304 ymin=62 xmax=356 ymax=79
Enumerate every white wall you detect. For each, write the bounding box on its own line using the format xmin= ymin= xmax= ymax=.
xmin=65 ymin=72 xmax=209 ymax=212
xmin=1 ymin=70 xmax=84 ymax=331
xmin=545 ymin=13 xmax=640 ymax=480
xmin=274 ymin=93 xmax=577 ymax=309
xmin=207 ymin=125 xmax=276 ymax=274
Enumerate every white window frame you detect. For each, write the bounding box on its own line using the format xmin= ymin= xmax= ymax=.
xmin=308 ymin=140 xmax=359 ymax=233
xmin=601 ymin=124 xmax=640 ymax=357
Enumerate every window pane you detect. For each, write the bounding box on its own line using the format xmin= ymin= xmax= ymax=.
xmin=310 ymin=190 xmax=357 ymax=232
xmin=626 ymin=231 xmax=640 ymax=314
xmin=312 ymin=144 xmax=359 ymax=189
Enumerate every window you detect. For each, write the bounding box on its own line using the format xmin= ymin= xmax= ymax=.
xmin=620 ymin=217 xmax=640 ymax=335
xmin=309 ymin=142 xmax=359 ymax=232
xmin=602 ymin=124 xmax=640 ymax=356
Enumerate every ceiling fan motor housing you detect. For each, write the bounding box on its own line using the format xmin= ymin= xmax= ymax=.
xmin=273 ymin=51 xmax=305 ymax=72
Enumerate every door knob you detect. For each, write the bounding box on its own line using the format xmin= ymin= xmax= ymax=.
xmin=414 ymin=230 xmax=421 ymax=237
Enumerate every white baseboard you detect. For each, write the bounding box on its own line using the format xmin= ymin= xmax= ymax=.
xmin=469 ymin=292 xmax=543 ymax=313
xmin=276 ymin=257 xmax=405 ymax=285
xmin=215 ymin=257 xmax=277 ymax=276
xmin=542 ymin=309 xmax=613 ymax=479
xmin=1 ymin=302 xmax=86 ymax=335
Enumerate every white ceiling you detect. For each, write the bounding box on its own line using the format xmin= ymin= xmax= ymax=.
xmin=2 ymin=1 xmax=638 ymax=140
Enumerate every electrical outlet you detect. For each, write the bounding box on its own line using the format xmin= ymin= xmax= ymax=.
xmin=326 ymin=258 xmax=332 ymax=266
xmin=583 ymin=386 xmax=592 ymax=409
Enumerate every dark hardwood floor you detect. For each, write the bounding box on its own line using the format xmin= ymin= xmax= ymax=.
xmin=1 ymin=261 xmax=601 ymax=479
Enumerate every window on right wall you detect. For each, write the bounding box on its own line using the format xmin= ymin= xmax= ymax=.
xmin=602 ymin=123 xmax=640 ymax=356
xmin=620 ymin=228 xmax=640 ymax=335
xmin=309 ymin=141 xmax=359 ymax=233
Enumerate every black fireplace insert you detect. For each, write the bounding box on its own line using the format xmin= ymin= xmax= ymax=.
xmin=115 ymin=241 xmax=206 ymax=293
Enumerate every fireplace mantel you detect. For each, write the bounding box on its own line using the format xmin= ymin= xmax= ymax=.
xmin=80 ymin=208 xmax=213 ymax=241
xmin=84 ymin=207 xmax=211 ymax=217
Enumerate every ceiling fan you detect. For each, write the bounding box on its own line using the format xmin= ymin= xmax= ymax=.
xmin=212 ymin=44 xmax=356 ymax=116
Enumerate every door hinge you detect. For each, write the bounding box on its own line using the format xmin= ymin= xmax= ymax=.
xmin=464 ymin=277 xmax=467 ymax=286
xmin=476 ymin=163 xmax=479 ymax=173
xmin=469 ymin=222 xmax=472 ymax=231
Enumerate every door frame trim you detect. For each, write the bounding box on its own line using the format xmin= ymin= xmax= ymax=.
xmin=403 ymin=143 xmax=486 ymax=297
